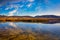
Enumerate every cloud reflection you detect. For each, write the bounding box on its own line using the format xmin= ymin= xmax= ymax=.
xmin=9 ymin=22 xmax=17 ymax=28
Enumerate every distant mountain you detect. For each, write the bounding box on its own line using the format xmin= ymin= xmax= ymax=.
xmin=35 ymin=15 xmax=60 ymax=18
xmin=0 ymin=15 xmax=60 ymax=18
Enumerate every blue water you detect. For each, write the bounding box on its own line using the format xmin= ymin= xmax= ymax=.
xmin=0 ymin=22 xmax=60 ymax=37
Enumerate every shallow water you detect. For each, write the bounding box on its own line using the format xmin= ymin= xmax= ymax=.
xmin=0 ymin=22 xmax=60 ymax=40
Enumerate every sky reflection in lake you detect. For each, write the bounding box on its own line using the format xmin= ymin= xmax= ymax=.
xmin=0 ymin=22 xmax=60 ymax=40
xmin=0 ymin=22 xmax=60 ymax=34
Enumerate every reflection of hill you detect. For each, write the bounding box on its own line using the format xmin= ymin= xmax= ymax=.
xmin=0 ymin=27 xmax=60 ymax=40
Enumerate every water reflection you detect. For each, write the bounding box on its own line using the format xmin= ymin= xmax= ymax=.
xmin=9 ymin=22 xmax=17 ymax=28
xmin=0 ymin=22 xmax=60 ymax=40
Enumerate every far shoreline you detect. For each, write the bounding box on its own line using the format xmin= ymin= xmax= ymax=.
xmin=0 ymin=16 xmax=60 ymax=23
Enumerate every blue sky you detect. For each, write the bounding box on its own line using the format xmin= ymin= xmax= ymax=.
xmin=0 ymin=0 xmax=60 ymax=16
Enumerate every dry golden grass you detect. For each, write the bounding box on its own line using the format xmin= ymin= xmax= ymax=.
xmin=0 ymin=17 xmax=60 ymax=23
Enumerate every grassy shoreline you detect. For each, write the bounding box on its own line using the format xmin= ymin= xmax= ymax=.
xmin=0 ymin=17 xmax=60 ymax=23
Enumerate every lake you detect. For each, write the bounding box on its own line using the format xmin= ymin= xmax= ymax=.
xmin=0 ymin=22 xmax=60 ymax=40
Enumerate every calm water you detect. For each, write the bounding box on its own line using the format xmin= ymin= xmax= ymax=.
xmin=0 ymin=22 xmax=60 ymax=40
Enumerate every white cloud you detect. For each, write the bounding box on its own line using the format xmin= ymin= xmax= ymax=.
xmin=28 ymin=0 xmax=34 ymax=2
xmin=7 ymin=4 xmax=19 ymax=16
xmin=28 ymin=9 xmax=60 ymax=16
xmin=5 ymin=4 xmax=18 ymax=10
xmin=5 ymin=7 xmax=10 ymax=10
xmin=37 ymin=10 xmax=60 ymax=16
xmin=27 ymin=3 xmax=32 ymax=7
xmin=8 ymin=9 xmax=17 ymax=16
